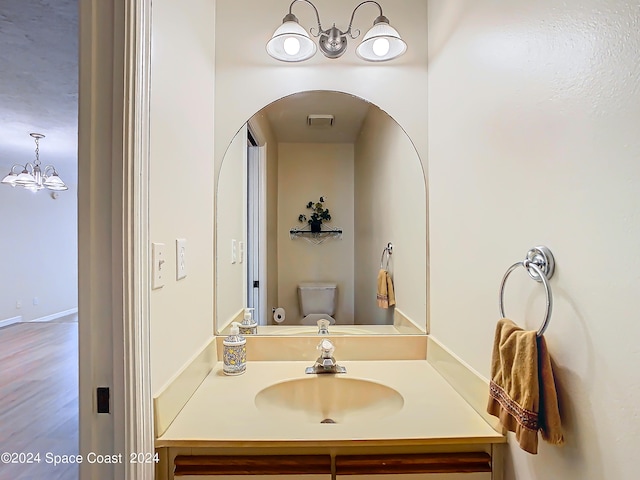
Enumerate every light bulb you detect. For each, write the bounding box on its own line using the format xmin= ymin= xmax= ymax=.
xmin=372 ymin=38 xmax=390 ymax=57
xmin=283 ymin=37 xmax=301 ymax=56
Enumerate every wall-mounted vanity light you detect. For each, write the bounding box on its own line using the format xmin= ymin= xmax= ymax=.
xmin=266 ymin=0 xmax=407 ymax=62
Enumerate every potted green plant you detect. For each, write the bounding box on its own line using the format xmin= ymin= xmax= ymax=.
xmin=298 ymin=196 xmax=331 ymax=233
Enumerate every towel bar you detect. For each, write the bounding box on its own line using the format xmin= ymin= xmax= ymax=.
xmin=499 ymin=246 xmax=555 ymax=337
xmin=380 ymin=243 xmax=393 ymax=270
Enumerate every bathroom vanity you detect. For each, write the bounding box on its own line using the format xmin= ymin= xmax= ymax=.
xmin=154 ymin=336 xmax=505 ymax=480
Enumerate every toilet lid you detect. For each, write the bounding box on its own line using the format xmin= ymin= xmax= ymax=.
xmin=302 ymin=314 xmax=336 ymax=326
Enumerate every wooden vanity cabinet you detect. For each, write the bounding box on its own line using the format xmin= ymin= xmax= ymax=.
xmin=336 ymin=476 xmax=489 ymax=480
xmin=172 ymin=454 xmax=331 ymax=479
xmin=179 ymin=477 xmax=330 ymax=480
xmin=334 ymin=453 xmax=492 ymax=479
xmin=169 ymin=452 xmax=493 ymax=480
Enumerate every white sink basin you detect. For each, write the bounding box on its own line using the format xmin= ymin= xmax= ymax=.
xmin=254 ymin=376 xmax=404 ymax=424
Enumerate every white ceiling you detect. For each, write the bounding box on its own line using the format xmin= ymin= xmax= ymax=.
xmin=0 ymin=0 xmax=78 ymax=179
xmin=259 ymin=91 xmax=373 ymax=144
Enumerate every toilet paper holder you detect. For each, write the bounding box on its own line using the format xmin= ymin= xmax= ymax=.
xmin=272 ymin=307 xmax=286 ymax=323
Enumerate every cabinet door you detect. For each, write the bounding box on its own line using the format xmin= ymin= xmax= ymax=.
xmin=173 ymin=454 xmax=331 ymax=479
xmin=335 ymin=452 xmax=492 ymax=478
xmin=187 ymin=476 xmax=331 ymax=480
xmin=337 ymin=475 xmax=491 ymax=480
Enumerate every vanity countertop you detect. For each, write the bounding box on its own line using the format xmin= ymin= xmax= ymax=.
xmin=156 ymin=360 xmax=505 ymax=448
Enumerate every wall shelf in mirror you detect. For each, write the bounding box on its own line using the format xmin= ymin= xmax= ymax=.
xmin=290 ymin=226 xmax=343 ymax=245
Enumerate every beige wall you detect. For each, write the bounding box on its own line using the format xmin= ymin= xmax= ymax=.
xmin=149 ymin=0 xmax=216 ymax=394
xmin=215 ymin=114 xmax=280 ymax=329
xmin=428 ymin=1 xmax=640 ymax=479
xmin=276 ymin=143 xmax=355 ymax=324
xmin=0 ymin=183 xmax=77 ymax=323
xmin=216 ymin=126 xmax=246 ymax=327
xmin=354 ymin=106 xmax=427 ymax=326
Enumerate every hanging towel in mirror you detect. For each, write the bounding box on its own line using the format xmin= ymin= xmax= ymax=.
xmin=376 ymin=269 xmax=395 ymax=309
xmin=487 ymin=318 xmax=564 ymax=454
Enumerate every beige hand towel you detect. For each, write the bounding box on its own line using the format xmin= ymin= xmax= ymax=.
xmin=487 ymin=318 xmax=564 ymax=454
xmin=376 ymin=269 xmax=395 ymax=309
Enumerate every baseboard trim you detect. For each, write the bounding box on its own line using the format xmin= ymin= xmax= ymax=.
xmin=0 ymin=315 xmax=22 ymax=328
xmin=27 ymin=307 xmax=79 ymax=323
xmin=427 ymin=336 xmax=502 ymax=432
xmin=393 ymin=307 xmax=426 ymax=334
xmin=154 ymin=336 xmax=217 ymax=438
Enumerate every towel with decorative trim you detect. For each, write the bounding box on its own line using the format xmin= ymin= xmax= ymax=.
xmin=376 ymin=269 xmax=395 ymax=309
xmin=487 ymin=318 xmax=564 ymax=454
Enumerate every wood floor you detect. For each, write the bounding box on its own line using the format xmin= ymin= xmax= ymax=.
xmin=0 ymin=316 xmax=78 ymax=480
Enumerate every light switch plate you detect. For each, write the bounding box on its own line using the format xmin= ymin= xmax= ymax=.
xmin=176 ymin=238 xmax=187 ymax=280
xmin=152 ymin=242 xmax=166 ymax=289
xmin=238 ymin=241 xmax=244 ymax=264
xmin=231 ymin=239 xmax=237 ymax=264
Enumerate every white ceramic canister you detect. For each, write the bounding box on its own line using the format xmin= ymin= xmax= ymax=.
xmin=223 ymin=322 xmax=246 ymax=375
xmin=239 ymin=307 xmax=257 ymax=335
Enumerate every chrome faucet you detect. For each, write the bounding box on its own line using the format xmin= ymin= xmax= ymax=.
xmin=317 ymin=318 xmax=330 ymax=335
xmin=305 ymin=338 xmax=346 ymax=374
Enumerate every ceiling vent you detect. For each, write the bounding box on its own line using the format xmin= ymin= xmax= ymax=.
xmin=307 ymin=114 xmax=334 ymax=127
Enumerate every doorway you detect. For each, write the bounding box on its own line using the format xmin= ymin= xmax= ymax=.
xmin=246 ymin=127 xmax=267 ymax=325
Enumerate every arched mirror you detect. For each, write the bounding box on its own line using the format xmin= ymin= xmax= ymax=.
xmin=216 ymin=91 xmax=427 ymax=335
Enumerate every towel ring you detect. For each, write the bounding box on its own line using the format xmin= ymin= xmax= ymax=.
xmin=380 ymin=242 xmax=393 ymax=270
xmin=499 ymin=246 xmax=555 ymax=337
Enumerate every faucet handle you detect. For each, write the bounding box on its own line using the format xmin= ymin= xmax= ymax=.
xmin=317 ymin=338 xmax=335 ymax=358
xmin=317 ymin=319 xmax=330 ymax=334
xmin=305 ymin=338 xmax=346 ymax=374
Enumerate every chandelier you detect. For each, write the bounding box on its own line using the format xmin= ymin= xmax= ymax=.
xmin=1 ymin=133 xmax=68 ymax=192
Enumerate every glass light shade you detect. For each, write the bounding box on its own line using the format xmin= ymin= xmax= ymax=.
xmin=14 ymin=169 xmax=37 ymax=187
xmin=356 ymin=21 xmax=407 ymax=62
xmin=267 ymin=21 xmax=317 ymax=62
xmin=43 ymin=173 xmax=68 ymax=191
xmin=1 ymin=171 xmax=18 ymax=186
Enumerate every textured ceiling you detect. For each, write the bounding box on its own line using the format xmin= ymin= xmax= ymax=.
xmin=0 ymin=0 xmax=78 ymax=179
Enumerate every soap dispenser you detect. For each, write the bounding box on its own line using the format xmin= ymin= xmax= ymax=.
xmin=239 ymin=308 xmax=257 ymax=335
xmin=223 ymin=322 xmax=246 ymax=376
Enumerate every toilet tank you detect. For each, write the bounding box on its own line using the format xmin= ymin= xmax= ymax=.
xmin=297 ymin=282 xmax=337 ymax=316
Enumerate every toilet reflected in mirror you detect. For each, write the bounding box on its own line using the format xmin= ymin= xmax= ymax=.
xmin=215 ymin=90 xmax=427 ymax=335
xmin=298 ymin=282 xmax=337 ymax=326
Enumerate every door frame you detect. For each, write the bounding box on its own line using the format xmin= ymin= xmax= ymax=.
xmin=78 ymin=1 xmax=153 ymax=479
xmin=246 ymin=122 xmax=267 ymax=325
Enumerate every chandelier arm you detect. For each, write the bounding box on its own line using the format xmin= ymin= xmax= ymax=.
xmin=346 ymin=1 xmax=383 ymax=38
xmin=43 ymin=165 xmax=57 ymax=176
xmin=289 ymin=0 xmax=324 ymax=37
